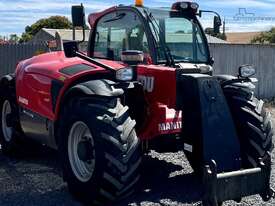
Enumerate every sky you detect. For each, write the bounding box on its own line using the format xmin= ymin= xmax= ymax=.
xmin=1 ymin=0 xmax=275 ymax=36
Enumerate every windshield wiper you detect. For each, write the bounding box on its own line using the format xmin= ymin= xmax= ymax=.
xmin=104 ymin=13 xmax=126 ymax=23
xmin=144 ymin=10 xmax=175 ymax=67
xmin=193 ymin=26 xmax=208 ymax=59
xmin=149 ymin=12 xmax=175 ymax=67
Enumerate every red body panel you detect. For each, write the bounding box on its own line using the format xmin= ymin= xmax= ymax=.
xmin=16 ymin=52 xmax=124 ymax=121
xmin=16 ymin=52 xmax=182 ymax=141
xmin=137 ymin=65 xmax=182 ymax=140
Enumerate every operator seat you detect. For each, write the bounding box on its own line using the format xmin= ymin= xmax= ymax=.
xmin=129 ymin=36 xmax=143 ymax=51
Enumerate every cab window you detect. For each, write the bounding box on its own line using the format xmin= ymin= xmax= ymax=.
xmin=94 ymin=11 xmax=150 ymax=61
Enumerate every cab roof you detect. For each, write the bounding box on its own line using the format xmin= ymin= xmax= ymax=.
xmin=88 ymin=1 xmax=197 ymax=28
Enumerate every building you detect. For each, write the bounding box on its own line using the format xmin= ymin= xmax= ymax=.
xmin=206 ymin=35 xmax=228 ymax=44
xmin=31 ymin=28 xmax=228 ymax=45
xmin=30 ymin=28 xmax=90 ymax=43
xmin=30 ymin=28 xmax=89 ymax=51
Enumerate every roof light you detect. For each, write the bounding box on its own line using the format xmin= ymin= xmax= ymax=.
xmin=190 ymin=3 xmax=199 ymax=10
xmin=172 ymin=2 xmax=199 ymax=13
xmin=135 ymin=0 xmax=143 ymax=7
xmin=180 ymin=2 xmax=189 ymax=9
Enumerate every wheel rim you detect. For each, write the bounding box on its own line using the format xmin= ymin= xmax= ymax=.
xmin=68 ymin=121 xmax=96 ymax=183
xmin=1 ymin=100 xmax=13 ymax=142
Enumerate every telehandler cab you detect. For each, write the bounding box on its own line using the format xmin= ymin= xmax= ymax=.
xmin=0 ymin=1 xmax=274 ymax=205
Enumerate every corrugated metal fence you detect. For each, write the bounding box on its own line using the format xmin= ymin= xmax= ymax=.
xmin=209 ymin=44 xmax=275 ymax=99
xmin=0 ymin=43 xmax=88 ymax=77
xmin=0 ymin=44 xmax=48 ymax=76
xmin=0 ymin=43 xmax=275 ymax=99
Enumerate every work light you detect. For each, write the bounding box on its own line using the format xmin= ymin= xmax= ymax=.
xmin=135 ymin=0 xmax=143 ymax=7
xmin=172 ymin=2 xmax=199 ymax=13
xmin=190 ymin=3 xmax=199 ymax=10
xmin=116 ymin=68 xmax=134 ymax=81
xmin=238 ymin=65 xmax=256 ymax=78
xmin=180 ymin=2 xmax=189 ymax=9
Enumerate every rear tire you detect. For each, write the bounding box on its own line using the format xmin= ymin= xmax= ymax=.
xmin=58 ymin=96 xmax=141 ymax=205
xmin=223 ymin=85 xmax=274 ymax=168
xmin=0 ymin=76 xmax=20 ymax=154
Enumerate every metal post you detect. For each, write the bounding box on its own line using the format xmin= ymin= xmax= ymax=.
xmin=202 ymin=160 xmax=220 ymax=206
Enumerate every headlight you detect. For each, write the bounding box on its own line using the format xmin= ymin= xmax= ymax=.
xmin=239 ymin=65 xmax=256 ymax=78
xmin=200 ymin=65 xmax=213 ymax=74
xmin=116 ymin=68 xmax=133 ymax=81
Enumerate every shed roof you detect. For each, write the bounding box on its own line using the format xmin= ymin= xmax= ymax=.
xmin=42 ymin=28 xmax=90 ymax=42
xmin=206 ymin=35 xmax=228 ymax=44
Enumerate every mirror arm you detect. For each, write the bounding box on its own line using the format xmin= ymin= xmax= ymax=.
xmin=72 ymin=23 xmax=85 ymax=43
xmin=74 ymin=51 xmax=116 ymax=73
xmin=81 ymin=3 xmax=85 ymax=43
xmin=73 ymin=28 xmax=76 ymax=41
xmin=199 ymin=10 xmax=221 ymax=19
xmin=82 ymin=27 xmax=85 ymax=43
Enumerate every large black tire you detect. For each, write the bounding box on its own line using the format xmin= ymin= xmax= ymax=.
xmin=0 ymin=75 xmax=20 ymax=154
xmin=58 ymin=96 xmax=141 ymax=205
xmin=223 ymin=84 xmax=274 ymax=168
xmin=186 ymin=83 xmax=274 ymax=174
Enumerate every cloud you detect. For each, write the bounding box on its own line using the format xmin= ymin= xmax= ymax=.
xmin=1 ymin=0 xmax=275 ymax=36
xmin=0 ymin=0 xmax=112 ymax=35
xmin=0 ymin=0 xmax=111 ymax=11
xmin=201 ymin=18 xmax=274 ymax=32
xmin=150 ymin=0 xmax=275 ymax=8
xmin=200 ymin=0 xmax=274 ymax=8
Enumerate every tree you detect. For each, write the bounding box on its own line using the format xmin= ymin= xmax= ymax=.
xmin=20 ymin=33 xmax=32 ymax=43
xmin=9 ymin=34 xmax=20 ymax=43
xmin=251 ymin=27 xmax=275 ymax=44
xmin=20 ymin=16 xmax=73 ymax=43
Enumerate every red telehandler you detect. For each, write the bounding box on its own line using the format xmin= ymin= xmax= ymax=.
xmin=0 ymin=1 xmax=274 ymax=205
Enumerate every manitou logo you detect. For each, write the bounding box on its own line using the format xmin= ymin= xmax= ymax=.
xmin=159 ymin=121 xmax=182 ymax=132
xmin=137 ymin=75 xmax=154 ymax=92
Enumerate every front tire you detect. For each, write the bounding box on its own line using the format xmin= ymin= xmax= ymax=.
xmin=186 ymin=83 xmax=274 ymax=174
xmin=223 ymin=85 xmax=274 ymax=168
xmin=58 ymin=97 xmax=141 ymax=205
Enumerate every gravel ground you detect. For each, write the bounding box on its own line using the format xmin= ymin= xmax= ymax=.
xmin=0 ymin=107 xmax=275 ymax=206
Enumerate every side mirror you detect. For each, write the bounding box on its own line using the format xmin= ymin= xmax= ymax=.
xmin=238 ymin=65 xmax=256 ymax=78
xmin=199 ymin=10 xmax=222 ymax=35
xmin=121 ymin=50 xmax=144 ymax=66
xmin=213 ymin=16 xmax=222 ymax=34
xmin=63 ymin=41 xmax=79 ymax=58
xmin=72 ymin=4 xmax=86 ymax=28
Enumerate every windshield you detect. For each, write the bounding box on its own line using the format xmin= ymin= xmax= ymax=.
xmin=148 ymin=8 xmax=209 ymax=64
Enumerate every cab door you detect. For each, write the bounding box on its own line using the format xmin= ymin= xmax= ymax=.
xmin=91 ymin=9 xmax=153 ymax=63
